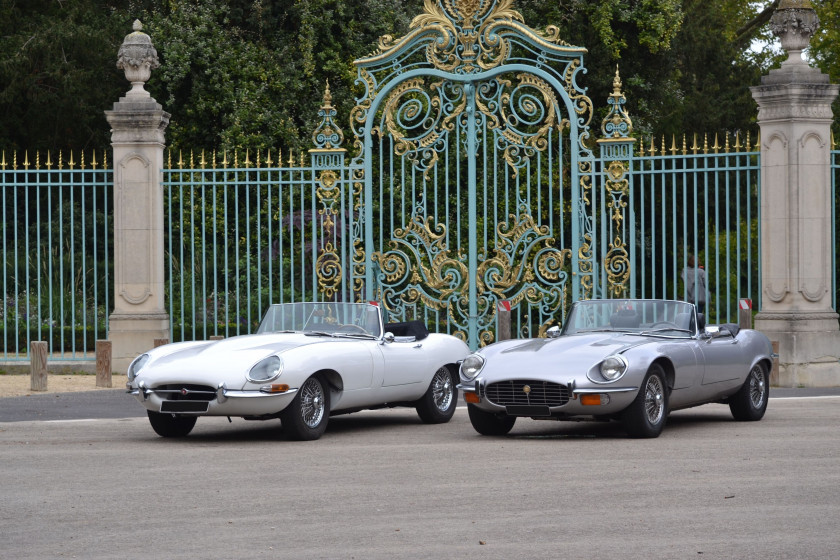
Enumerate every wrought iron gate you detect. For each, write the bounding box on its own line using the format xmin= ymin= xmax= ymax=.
xmin=350 ymin=0 xmax=597 ymax=348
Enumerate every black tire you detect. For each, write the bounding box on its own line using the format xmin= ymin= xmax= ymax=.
xmin=621 ymin=363 xmax=668 ymax=438
xmin=729 ymin=363 xmax=769 ymax=421
xmin=147 ymin=411 xmax=197 ymax=437
xmin=467 ymin=404 xmax=516 ymax=436
xmin=280 ymin=375 xmax=330 ymax=441
xmin=416 ymin=366 xmax=458 ymax=424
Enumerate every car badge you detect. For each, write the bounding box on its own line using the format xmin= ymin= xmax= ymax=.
xmin=523 ymin=385 xmax=531 ymax=394
xmin=181 ymin=388 xmax=188 ymax=396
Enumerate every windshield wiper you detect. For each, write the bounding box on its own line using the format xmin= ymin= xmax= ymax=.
xmin=576 ymin=328 xmax=622 ymax=333
xmin=304 ymin=331 xmax=336 ymax=337
xmin=639 ymin=328 xmax=692 ymax=335
xmin=334 ymin=333 xmax=377 ymax=340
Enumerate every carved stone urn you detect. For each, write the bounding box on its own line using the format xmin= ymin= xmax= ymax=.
xmin=116 ymin=20 xmax=160 ymax=97
xmin=769 ymin=0 xmax=819 ymax=66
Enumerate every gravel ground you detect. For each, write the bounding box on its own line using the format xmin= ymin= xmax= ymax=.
xmin=0 ymin=374 xmax=127 ymax=398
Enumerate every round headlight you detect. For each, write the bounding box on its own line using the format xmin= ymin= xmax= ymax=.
xmin=248 ymin=356 xmax=283 ymax=382
xmin=600 ymin=355 xmax=628 ymax=381
xmin=127 ymin=353 xmax=149 ymax=382
xmin=460 ymin=353 xmax=485 ymax=380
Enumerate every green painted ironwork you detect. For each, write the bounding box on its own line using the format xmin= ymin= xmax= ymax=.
xmin=0 ymin=150 xmax=112 ymax=360
xmin=351 ymin=0 xmax=594 ymax=348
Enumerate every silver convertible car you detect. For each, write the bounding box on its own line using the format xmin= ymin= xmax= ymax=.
xmin=459 ymin=299 xmax=774 ymax=438
xmin=127 ymin=302 xmax=469 ymax=440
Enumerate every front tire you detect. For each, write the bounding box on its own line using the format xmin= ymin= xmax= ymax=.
xmin=280 ymin=375 xmax=330 ymax=441
xmin=147 ymin=411 xmax=197 ymax=437
xmin=415 ymin=366 xmax=458 ymax=424
xmin=467 ymin=404 xmax=516 ymax=436
xmin=729 ymin=363 xmax=769 ymax=421
xmin=622 ymin=364 xmax=668 ymax=438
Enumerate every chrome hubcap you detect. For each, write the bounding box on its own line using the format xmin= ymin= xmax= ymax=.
xmin=431 ymin=368 xmax=453 ymax=412
xmin=748 ymin=366 xmax=766 ymax=408
xmin=300 ymin=378 xmax=325 ymax=428
xmin=644 ymin=375 xmax=665 ymax=425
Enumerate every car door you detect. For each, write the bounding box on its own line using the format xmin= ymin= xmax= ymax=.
xmin=378 ymin=338 xmax=429 ymax=387
xmin=697 ymin=330 xmax=749 ymax=385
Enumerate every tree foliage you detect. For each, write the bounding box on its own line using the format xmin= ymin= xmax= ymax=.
xmin=0 ymin=0 xmax=837 ymax=153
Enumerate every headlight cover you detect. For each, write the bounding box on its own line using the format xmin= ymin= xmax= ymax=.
xmin=599 ymin=355 xmax=628 ymax=381
xmin=248 ymin=356 xmax=283 ymax=383
xmin=460 ymin=353 xmax=485 ymax=380
xmin=127 ymin=353 xmax=149 ymax=382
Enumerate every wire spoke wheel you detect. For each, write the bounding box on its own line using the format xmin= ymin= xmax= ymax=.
xmin=431 ymin=367 xmax=454 ymax=412
xmin=748 ymin=365 xmax=766 ymax=408
xmin=300 ymin=377 xmax=326 ymax=429
xmin=644 ymin=374 xmax=665 ymax=426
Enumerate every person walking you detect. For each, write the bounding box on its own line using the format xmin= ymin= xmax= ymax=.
xmin=682 ymin=254 xmax=707 ymax=314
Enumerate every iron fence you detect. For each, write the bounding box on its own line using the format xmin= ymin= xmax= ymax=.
xmin=0 ymin=150 xmax=112 ymax=361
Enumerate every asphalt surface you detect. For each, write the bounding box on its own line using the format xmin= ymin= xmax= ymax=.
xmin=1 ymin=389 xmax=839 ymax=559
xmin=1 ymin=386 xmax=839 ymax=423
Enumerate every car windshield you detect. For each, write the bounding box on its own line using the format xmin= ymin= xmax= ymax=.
xmin=256 ymin=302 xmax=382 ymax=338
xmin=561 ymin=299 xmax=697 ymax=338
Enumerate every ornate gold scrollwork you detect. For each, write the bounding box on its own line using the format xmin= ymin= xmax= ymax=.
xmin=316 ymin=242 xmax=342 ymax=300
xmin=603 ymin=159 xmax=630 ymax=297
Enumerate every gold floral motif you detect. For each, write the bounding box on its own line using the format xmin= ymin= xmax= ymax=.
xmin=316 ymin=242 xmax=342 ymax=300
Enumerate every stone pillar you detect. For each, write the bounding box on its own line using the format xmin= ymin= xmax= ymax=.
xmin=105 ymin=20 xmax=171 ymax=372
xmin=750 ymin=1 xmax=840 ymax=387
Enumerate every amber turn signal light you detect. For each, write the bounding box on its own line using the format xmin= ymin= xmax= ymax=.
xmin=464 ymin=392 xmax=480 ymax=404
xmin=580 ymin=393 xmax=609 ymax=406
xmin=268 ymin=384 xmax=290 ymax=393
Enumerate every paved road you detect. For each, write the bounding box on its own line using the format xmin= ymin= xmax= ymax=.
xmin=1 ymin=386 xmax=838 ymax=423
xmin=1 ymin=393 xmax=839 ymax=559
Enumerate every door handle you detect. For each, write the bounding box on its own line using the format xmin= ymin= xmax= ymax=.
xmin=413 ymin=344 xmax=423 ymax=349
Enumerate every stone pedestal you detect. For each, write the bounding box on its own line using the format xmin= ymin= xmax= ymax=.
xmin=750 ymin=3 xmax=840 ymax=387
xmin=105 ymin=21 xmax=171 ymax=372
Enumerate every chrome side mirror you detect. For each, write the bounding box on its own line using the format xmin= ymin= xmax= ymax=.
xmin=546 ymin=326 xmax=561 ymax=339
xmin=381 ymin=332 xmax=395 ymax=345
xmin=704 ymin=325 xmax=722 ymax=341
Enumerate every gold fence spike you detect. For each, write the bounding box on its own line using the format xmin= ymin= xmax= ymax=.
xmin=103 ymin=150 xmax=108 ymax=169
xmin=244 ymin=149 xmax=252 ymax=167
xmin=68 ymin=151 xmax=76 ymax=169
xmin=190 ymin=150 xmax=195 ymax=169
xmin=57 ymin=150 xmax=62 ymax=170
xmin=682 ymin=134 xmax=687 ymax=156
xmin=831 ymin=129 xmax=835 ymax=150
xmin=35 ymin=151 xmax=41 ymax=170
xmin=288 ymin=149 xmax=295 ymax=166
xmin=712 ymin=133 xmax=721 ymax=153
xmin=300 ymin=153 xmax=305 ymax=166
xmin=91 ymin=150 xmax=98 ymax=169
xmin=670 ymin=135 xmax=678 ymax=156
xmin=724 ymin=133 xmax=730 ymax=153
xmin=265 ymin=149 xmax=273 ymax=167
xmin=703 ymin=133 xmax=709 ymax=155
xmin=200 ymin=150 xmax=207 ymax=169
xmin=23 ymin=150 xmax=30 ymax=169
xmin=0 ymin=151 xmax=6 ymax=170
xmin=81 ymin=151 xmax=86 ymax=169
xmin=256 ymin=150 xmax=261 ymax=168
xmin=45 ymin=151 xmax=53 ymax=169
xmin=649 ymin=137 xmax=656 ymax=156
xmin=638 ymin=139 xmax=645 ymax=157
xmin=734 ymin=132 xmax=742 ymax=152
xmin=222 ymin=151 xmax=229 ymax=168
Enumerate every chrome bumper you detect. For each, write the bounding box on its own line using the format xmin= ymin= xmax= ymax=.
xmin=126 ymin=381 xmax=299 ymax=403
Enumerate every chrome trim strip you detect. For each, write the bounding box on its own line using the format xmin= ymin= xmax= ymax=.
xmin=574 ymin=387 xmax=638 ymax=394
xmin=223 ymin=388 xmax=299 ymax=399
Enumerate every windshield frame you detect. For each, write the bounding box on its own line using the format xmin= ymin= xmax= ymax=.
xmin=256 ymin=302 xmax=382 ymax=338
xmin=561 ymin=299 xmax=698 ymax=339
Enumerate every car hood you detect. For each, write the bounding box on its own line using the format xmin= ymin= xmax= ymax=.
xmin=477 ymin=333 xmax=655 ymax=378
xmin=141 ymin=333 xmax=333 ymax=381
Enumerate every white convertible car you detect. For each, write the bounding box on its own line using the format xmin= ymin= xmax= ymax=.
xmin=127 ymin=302 xmax=469 ymax=440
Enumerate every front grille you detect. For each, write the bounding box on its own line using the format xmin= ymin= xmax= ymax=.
xmin=152 ymin=384 xmax=217 ymax=402
xmin=485 ymin=380 xmax=570 ymax=407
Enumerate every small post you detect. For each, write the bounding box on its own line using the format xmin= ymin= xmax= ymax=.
xmin=153 ymin=338 xmax=169 ymax=348
xmin=497 ymin=300 xmax=511 ymax=341
xmin=770 ymin=341 xmax=780 ymax=386
xmin=96 ymin=340 xmax=113 ymax=388
xmin=738 ymin=298 xmax=752 ymax=330
xmin=30 ymin=341 xmax=48 ymax=392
